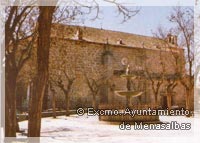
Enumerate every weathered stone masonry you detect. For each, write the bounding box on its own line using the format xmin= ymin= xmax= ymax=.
xmin=47 ymin=24 xmax=186 ymax=109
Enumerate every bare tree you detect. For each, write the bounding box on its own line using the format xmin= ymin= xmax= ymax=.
xmin=50 ymin=71 xmax=75 ymax=116
xmin=165 ymin=7 xmax=194 ymax=112
xmin=49 ymin=81 xmax=57 ymax=118
xmin=55 ymin=0 xmax=140 ymax=23
xmin=152 ymin=7 xmax=194 ymax=112
xmin=49 ymin=39 xmax=77 ymax=116
xmin=28 ymin=6 xmax=56 ymax=137
xmin=79 ymin=43 xmax=108 ymax=110
xmin=166 ymin=78 xmax=177 ymax=109
xmin=5 ymin=6 xmax=37 ymax=137
xmin=4 ymin=0 xmax=140 ymax=137
xmin=83 ymin=72 xmax=102 ymax=110
xmin=144 ymin=48 xmax=165 ymax=105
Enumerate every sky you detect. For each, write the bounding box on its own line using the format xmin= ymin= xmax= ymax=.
xmin=69 ymin=0 xmax=194 ymax=37
xmin=74 ymin=6 xmax=193 ymax=37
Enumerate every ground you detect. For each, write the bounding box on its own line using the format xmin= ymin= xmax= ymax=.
xmin=17 ymin=114 xmax=200 ymax=143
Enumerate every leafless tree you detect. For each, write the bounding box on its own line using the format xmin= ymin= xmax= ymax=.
xmin=49 ymin=40 xmax=77 ymax=116
xmin=5 ymin=6 xmax=37 ymax=137
xmin=153 ymin=7 xmax=194 ymax=112
xmin=50 ymin=71 xmax=76 ymax=116
xmin=83 ymin=72 xmax=103 ymax=110
xmin=144 ymin=48 xmax=165 ymax=105
xmin=28 ymin=6 xmax=56 ymax=137
xmin=166 ymin=78 xmax=177 ymax=109
xmin=168 ymin=7 xmax=194 ymax=112
xmin=5 ymin=0 xmax=140 ymax=137
xmin=49 ymin=81 xmax=57 ymax=118
xmin=55 ymin=0 xmax=140 ymax=23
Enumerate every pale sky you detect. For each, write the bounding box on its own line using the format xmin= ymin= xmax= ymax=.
xmin=65 ymin=0 xmax=194 ymax=37
xmin=72 ymin=6 xmax=193 ymax=37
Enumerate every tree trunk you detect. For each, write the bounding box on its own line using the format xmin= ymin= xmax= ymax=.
xmin=5 ymin=70 xmax=17 ymax=137
xmin=167 ymin=92 xmax=172 ymax=110
xmin=65 ymin=92 xmax=70 ymax=116
xmin=92 ymin=94 xmax=97 ymax=110
xmin=100 ymin=83 xmax=109 ymax=104
xmin=154 ymin=93 xmax=158 ymax=105
xmin=126 ymin=95 xmax=131 ymax=108
xmin=28 ymin=6 xmax=55 ymax=137
xmin=16 ymin=117 xmax=20 ymax=132
xmin=185 ymin=89 xmax=192 ymax=115
xmin=52 ymin=90 xmax=56 ymax=118
xmin=185 ymin=88 xmax=194 ymax=117
xmin=42 ymin=84 xmax=49 ymax=111
xmin=110 ymin=90 xmax=115 ymax=104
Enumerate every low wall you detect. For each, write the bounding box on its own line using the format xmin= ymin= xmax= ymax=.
xmin=17 ymin=110 xmax=77 ymax=122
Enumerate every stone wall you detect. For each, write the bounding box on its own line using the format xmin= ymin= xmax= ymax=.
xmin=48 ymin=35 xmax=185 ymax=109
xmin=17 ymin=24 xmax=186 ymax=111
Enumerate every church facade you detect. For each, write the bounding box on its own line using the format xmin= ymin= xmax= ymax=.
xmin=48 ymin=24 xmax=186 ymax=109
xmin=17 ymin=24 xmax=188 ymax=111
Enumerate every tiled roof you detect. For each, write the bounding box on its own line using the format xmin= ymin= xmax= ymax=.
xmin=51 ymin=24 xmax=180 ymax=50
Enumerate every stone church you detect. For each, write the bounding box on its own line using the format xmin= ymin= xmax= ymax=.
xmin=17 ymin=24 xmax=187 ymax=111
xmin=47 ymin=24 xmax=185 ymax=107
